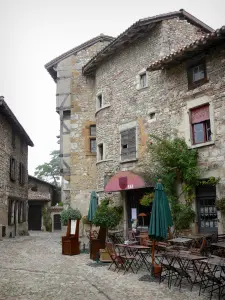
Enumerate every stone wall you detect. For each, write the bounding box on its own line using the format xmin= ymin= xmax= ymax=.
xmin=0 ymin=113 xmax=29 ymax=237
xmin=94 ymin=18 xmax=205 ymax=193
xmin=56 ymin=40 xmax=111 ymax=216
xmin=28 ymin=176 xmax=54 ymax=202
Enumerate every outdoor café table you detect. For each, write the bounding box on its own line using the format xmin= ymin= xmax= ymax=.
xmin=115 ymin=244 xmax=151 ymax=273
xmin=211 ymin=242 xmax=225 ymax=249
xmin=168 ymin=237 xmax=192 ymax=246
xmin=163 ymin=251 xmax=207 ymax=285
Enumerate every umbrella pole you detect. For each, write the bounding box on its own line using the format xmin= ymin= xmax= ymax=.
xmin=152 ymin=240 xmax=155 ymax=265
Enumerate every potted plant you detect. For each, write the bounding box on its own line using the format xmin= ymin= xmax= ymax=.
xmin=60 ymin=206 xmax=82 ymax=226
xmin=91 ymin=199 xmax=122 ymax=261
xmin=140 ymin=192 xmax=154 ymax=206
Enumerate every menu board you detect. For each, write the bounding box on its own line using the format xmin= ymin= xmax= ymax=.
xmin=70 ymin=220 xmax=77 ymax=235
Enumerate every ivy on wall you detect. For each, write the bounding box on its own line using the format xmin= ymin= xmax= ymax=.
xmin=142 ymin=135 xmax=220 ymax=231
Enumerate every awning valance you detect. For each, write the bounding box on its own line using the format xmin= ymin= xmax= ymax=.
xmin=104 ymin=171 xmax=152 ymax=192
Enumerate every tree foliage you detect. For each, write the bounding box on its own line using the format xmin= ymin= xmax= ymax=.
xmin=92 ymin=199 xmax=122 ymax=230
xmin=34 ymin=150 xmax=60 ymax=186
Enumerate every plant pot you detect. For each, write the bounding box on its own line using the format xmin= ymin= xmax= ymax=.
xmin=99 ymin=249 xmax=112 ymax=262
xmin=181 ymin=228 xmax=192 ymax=236
xmin=152 ymin=264 xmax=162 ymax=277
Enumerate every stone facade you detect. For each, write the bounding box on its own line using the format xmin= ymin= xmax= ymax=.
xmin=0 ymin=97 xmax=33 ymax=237
xmin=46 ymin=11 xmax=221 ymax=234
xmin=28 ymin=176 xmax=61 ymax=231
xmin=45 ymin=36 xmax=113 ymax=217
xmin=28 ymin=176 xmax=56 ymax=203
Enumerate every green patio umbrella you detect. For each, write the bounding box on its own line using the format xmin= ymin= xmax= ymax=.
xmin=88 ymin=191 xmax=98 ymax=240
xmin=148 ymin=180 xmax=173 ymax=265
xmin=88 ymin=191 xmax=98 ymax=222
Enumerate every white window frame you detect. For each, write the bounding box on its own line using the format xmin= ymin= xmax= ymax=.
xmin=136 ymin=69 xmax=148 ymax=90
xmin=184 ymin=95 xmax=215 ymax=149
xmin=96 ymin=92 xmax=103 ymax=111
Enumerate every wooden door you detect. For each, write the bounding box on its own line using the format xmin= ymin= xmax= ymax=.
xmin=54 ymin=214 xmax=62 ymax=230
xmin=28 ymin=205 xmax=42 ymax=230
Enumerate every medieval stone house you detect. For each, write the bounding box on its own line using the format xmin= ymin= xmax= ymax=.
xmin=45 ymin=9 xmax=225 ymax=234
xmin=0 ymin=97 xmax=33 ymax=238
xmin=28 ymin=175 xmax=60 ymax=231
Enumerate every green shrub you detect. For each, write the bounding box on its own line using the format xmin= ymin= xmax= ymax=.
xmin=60 ymin=207 xmax=82 ymax=226
xmin=42 ymin=207 xmax=52 ymax=232
xmin=140 ymin=193 xmax=154 ymax=206
xmin=92 ymin=199 xmax=122 ymax=229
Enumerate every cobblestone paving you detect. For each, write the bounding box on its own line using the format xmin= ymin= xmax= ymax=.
xmin=0 ymin=232 xmax=206 ymax=300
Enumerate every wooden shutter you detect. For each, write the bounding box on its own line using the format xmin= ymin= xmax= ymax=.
xmin=10 ymin=157 xmax=16 ymax=181
xmin=8 ymin=199 xmax=12 ymax=225
xmin=121 ymin=128 xmax=136 ymax=161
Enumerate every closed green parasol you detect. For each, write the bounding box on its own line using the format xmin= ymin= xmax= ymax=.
xmin=148 ymin=180 xmax=173 ymax=264
xmin=88 ymin=191 xmax=98 ymax=222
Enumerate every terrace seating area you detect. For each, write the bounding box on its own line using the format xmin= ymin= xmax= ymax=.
xmin=99 ymin=231 xmax=225 ymax=299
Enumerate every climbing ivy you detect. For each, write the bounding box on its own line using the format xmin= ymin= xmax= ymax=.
xmin=143 ymin=135 xmax=220 ymax=231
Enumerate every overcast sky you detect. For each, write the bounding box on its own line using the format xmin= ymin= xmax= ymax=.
xmin=0 ymin=0 xmax=224 ymax=175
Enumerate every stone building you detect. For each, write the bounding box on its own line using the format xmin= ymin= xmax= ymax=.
xmin=147 ymin=26 xmax=225 ymax=234
xmin=45 ymin=35 xmax=114 ymax=213
xmin=28 ymin=175 xmax=60 ymax=231
xmin=0 ymin=97 xmax=33 ymax=238
xmin=46 ymin=9 xmax=225 ymax=234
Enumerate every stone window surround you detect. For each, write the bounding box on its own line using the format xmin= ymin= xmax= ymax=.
xmin=95 ymin=104 xmax=111 ymax=116
xmin=184 ymin=95 xmax=215 ymax=149
xmin=119 ymin=121 xmax=138 ymax=163
xmin=96 ymin=91 xmax=103 ymax=111
xmin=97 ymin=142 xmax=105 ymax=162
xmin=148 ymin=108 xmax=156 ymax=123
xmin=136 ymin=68 xmax=148 ymax=90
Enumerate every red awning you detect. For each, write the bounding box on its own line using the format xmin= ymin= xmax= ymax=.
xmin=104 ymin=171 xmax=149 ymax=192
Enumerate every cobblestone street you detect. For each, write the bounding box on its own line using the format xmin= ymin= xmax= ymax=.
xmin=0 ymin=232 xmax=205 ymax=300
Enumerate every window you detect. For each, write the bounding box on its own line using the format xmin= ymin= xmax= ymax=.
xmin=96 ymin=93 xmax=103 ymax=109
xmin=190 ymin=104 xmax=212 ymax=145
xmin=63 ymin=110 xmax=71 ymax=119
xmin=90 ymin=125 xmax=96 ymax=153
xmin=19 ymin=163 xmax=26 ymax=185
xmin=149 ymin=112 xmax=155 ymax=119
xmin=187 ymin=59 xmax=207 ymax=89
xmin=10 ymin=157 xmax=16 ymax=181
xmin=140 ymin=73 xmax=147 ymax=88
xmin=121 ymin=128 xmax=136 ymax=161
xmin=90 ymin=125 xmax=96 ymax=136
xmin=98 ymin=143 xmax=104 ymax=161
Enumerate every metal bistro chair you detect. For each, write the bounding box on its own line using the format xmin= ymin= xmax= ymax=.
xmin=106 ymin=242 xmax=137 ymax=275
xmin=199 ymin=258 xmax=225 ymax=300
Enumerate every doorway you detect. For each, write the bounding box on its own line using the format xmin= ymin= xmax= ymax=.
xmin=196 ymin=184 xmax=217 ymax=233
xmin=54 ymin=214 xmax=61 ymax=230
xmin=28 ymin=205 xmax=42 ymax=230
xmin=126 ymin=188 xmax=153 ymax=229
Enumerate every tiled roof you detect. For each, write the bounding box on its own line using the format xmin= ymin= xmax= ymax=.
xmin=28 ymin=191 xmax=51 ymax=201
xmin=147 ymin=26 xmax=225 ymax=71
xmin=45 ymin=34 xmax=114 ymax=81
xmin=83 ymin=9 xmax=213 ymax=76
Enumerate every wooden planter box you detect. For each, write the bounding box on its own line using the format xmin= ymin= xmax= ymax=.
xmin=62 ymin=237 xmax=80 ymax=255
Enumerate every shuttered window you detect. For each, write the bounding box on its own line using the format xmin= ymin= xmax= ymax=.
xmin=121 ymin=128 xmax=136 ymax=161
xmin=19 ymin=163 xmax=26 ymax=185
xmin=190 ymin=105 xmax=211 ymax=145
xmin=10 ymin=157 xmax=16 ymax=181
